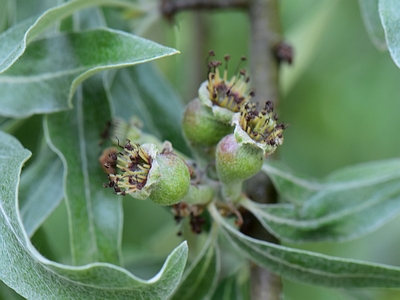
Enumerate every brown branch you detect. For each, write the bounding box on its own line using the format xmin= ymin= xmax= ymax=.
xmin=161 ymin=0 xmax=249 ymax=20
xmin=247 ymin=0 xmax=283 ymax=299
xmin=249 ymin=0 xmax=281 ymax=104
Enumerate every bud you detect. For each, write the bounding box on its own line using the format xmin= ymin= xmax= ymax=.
xmin=103 ymin=140 xmax=190 ymax=206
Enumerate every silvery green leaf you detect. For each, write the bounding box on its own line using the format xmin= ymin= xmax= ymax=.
xmin=379 ymin=0 xmax=400 ymax=67
xmin=18 ymin=143 xmax=63 ymax=237
xmin=0 ymin=28 xmax=178 ymax=118
xmin=209 ymin=203 xmax=400 ymax=288
xmin=258 ymin=159 xmax=400 ymax=242
xmin=0 ymin=0 xmax=140 ymax=73
xmin=0 ymin=130 xmax=188 ymax=299
xmin=44 ymin=74 xmax=124 ymax=265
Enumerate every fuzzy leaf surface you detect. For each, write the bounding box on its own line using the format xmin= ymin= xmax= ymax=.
xmin=0 ymin=0 xmax=138 ymax=73
xmin=0 ymin=28 xmax=178 ymax=117
xmin=379 ymin=0 xmax=400 ymax=67
xmin=44 ymin=74 xmax=125 ymax=265
xmin=0 ymin=130 xmax=188 ymax=299
xmin=259 ymin=159 xmax=400 ymax=242
xmin=209 ymin=204 xmax=400 ymax=288
xmin=18 ymin=143 xmax=64 ymax=237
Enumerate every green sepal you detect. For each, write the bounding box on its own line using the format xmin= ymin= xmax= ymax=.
xmin=198 ymin=81 xmax=236 ymax=124
xmin=232 ymin=113 xmax=277 ymax=156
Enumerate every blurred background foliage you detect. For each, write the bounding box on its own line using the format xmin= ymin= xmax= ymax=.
xmin=2 ymin=0 xmax=400 ymax=299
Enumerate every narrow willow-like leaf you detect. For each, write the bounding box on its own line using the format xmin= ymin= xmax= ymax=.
xmin=379 ymin=0 xmax=400 ymax=67
xmin=0 ymin=28 xmax=178 ymax=118
xmin=262 ymin=159 xmax=400 ymax=204
xmin=0 ymin=130 xmax=188 ymax=299
xmin=0 ymin=0 xmax=141 ymax=73
xmin=44 ymin=74 xmax=124 ymax=265
xmin=209 ymin=203 xmax=400 ymax=288
xmin=259 ymin=159 xmax=400 ymax=242
xmin=18 ymin=143 xmax=63 ymax=237
xmin=108 ymin=63 xmax=189 ymax=153
xmin=262 ymin=160 xmax=323 ymax=204
xmin=170 ymin=230 xmax=220 ymax=300
xmin=358 ymin=0 xmax=387 ymax=50
xmin=242 ymin=179 xmax=400 ymax=243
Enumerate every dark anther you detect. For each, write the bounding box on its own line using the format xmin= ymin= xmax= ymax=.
xmin=109 ymin=151 xmax=118 ymax=161
xmin=275 ymin=41 xmax=294 ymax=65
xmin=209 ymin=50 xmax=215 ymax=56
xmin=124 ymin=139 xmax=133 ymax=151
xmin=224 ymin=54 xmax=230 ymax=61
xmin=249 ymin=91 xmax=255 ymax=97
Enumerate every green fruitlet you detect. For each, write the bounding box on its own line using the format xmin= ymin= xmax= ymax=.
xmin=216 ymin=134 xmax=263 ymax=184
xmin=182 ymin=98 xmax=232 ymax=147
xmin=149 ymin=154 xmax=190 ymax=206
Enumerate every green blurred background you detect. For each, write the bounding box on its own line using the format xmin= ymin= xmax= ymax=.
xmin=3 ymin=0 xmax=400 ymax=299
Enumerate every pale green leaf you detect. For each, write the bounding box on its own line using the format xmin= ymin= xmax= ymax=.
xmin=170 ymin=231 xmax=220 ymax=300
xmin=358 ymin=0 xmax=387 ymax=50
xmin=209 ymin=203 xmax=400 ymax=288
xmin=44 ymin=74 xmax=124 ymax=265
xmin=379 ymin=0 xmax=400 ymax=67
xmin=0 ymin=0 xmax=141 ymax=73
xmin=262 ymin=160 xmax=323 ymax=204
xmin=108 ymin=63 xmax=189 ymax=153
xmin=0 ymin=130 xmax=188 ymax=299
xmin=0 ymin=28 xmax=178 ymax=118
xmin=19 ymin=143 xmax=63 ymax=237
xmin=242 ymin=180 xmax=400 ymax=243
xmin=262 ymin=159 xmax=400 ymax=204
xmin=259 ymin=159 xmax=400 ymax=242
